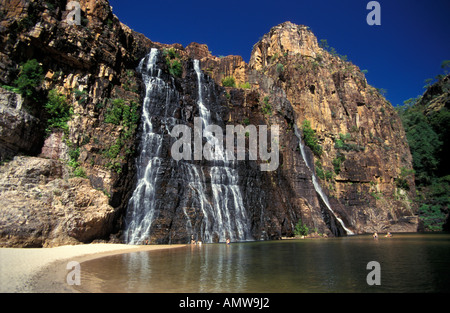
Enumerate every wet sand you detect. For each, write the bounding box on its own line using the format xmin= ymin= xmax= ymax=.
xmin=0 ymin=244 xmax=186 ymax=293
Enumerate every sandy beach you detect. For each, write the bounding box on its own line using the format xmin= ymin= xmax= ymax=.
xmin=0 ymin=243 xmax=186 ymax=293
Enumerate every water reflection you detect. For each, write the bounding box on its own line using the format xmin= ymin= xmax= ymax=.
xmin=76 ymin=234 xmax=450 ymax=293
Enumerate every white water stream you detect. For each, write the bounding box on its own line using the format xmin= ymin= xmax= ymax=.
xmin=294 ymin=125 xmax=354 ymax=235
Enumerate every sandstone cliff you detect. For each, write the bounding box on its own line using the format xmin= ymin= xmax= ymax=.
xmin=189 ymin=22 xmax=418 ymax=236
xmin=0 ymin=0 xmax=155 ymax=246
xmin=250 ymin=22 xmax=418 ymax=234
xmin=0 ymin=2 xmax=418 ymax=247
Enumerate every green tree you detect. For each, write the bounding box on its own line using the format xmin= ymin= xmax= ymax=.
xmin=168 ymin=59 xmax=182 ymax=77
xmin=294 ymin=219 xmax=309 ymax=237
xmin=164 ymin=48 xmax=182 ymax=78
xmin=428 ymin=107 xmax=450 ymax=175
xmin=276 ymin=63 xmax=284 ymax=75
xmin=441 ymin=60 xmax=450 ymax=75
xmin=399 ymin=109 xmax=442 ymax=185
xmin=332 ymin=153 xmax=346 ymax=175
xmin=222 ymin=76 xmax=236 ymax=87
xmin=13 ymin=59 xmax=43 ymax=100
xmin=45 ymin=89 xmax=73 ymax=134
xmin=301 ymin=120 xmax=322 ymax=157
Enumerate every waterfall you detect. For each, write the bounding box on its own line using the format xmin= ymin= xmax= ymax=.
xmin=123 ymin=51 xmax=253 ymax=244
xmin=123 ymin=48 xmax=165 ymax=245
xmin=192 ymin=60 xmax=252 ymax=242
xmin=294 ymin=125 xmax=354 ymax=235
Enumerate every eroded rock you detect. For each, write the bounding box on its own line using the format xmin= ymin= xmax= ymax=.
xmin=0 ymin=156 xmax=116 ymax=247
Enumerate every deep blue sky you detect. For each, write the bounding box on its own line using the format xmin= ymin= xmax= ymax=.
xmin=109 ymin=0 xmax=449 ymax=106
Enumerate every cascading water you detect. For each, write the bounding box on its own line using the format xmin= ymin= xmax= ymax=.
xmin=192 ymin=60 xmax=252 ymax=242
xmin=294 ymin=125 xmax=354 ymax=236
xmin=123 ymin=50 xmax=253 ymax=244
xmin=123 ymin=48 xmax=165 ymax=245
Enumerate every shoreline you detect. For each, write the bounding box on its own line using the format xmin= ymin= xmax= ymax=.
xmin=0 ymin=243 xmax=187 ymax=293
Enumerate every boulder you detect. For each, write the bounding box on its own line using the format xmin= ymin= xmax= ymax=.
xmin=0 ymin=156 xmax=116 ymax=247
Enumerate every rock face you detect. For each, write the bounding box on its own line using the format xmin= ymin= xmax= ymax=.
xmin=246 ymin=22 xmax=418 ymax=234
xmin=185 ymin=21 xmax=418 ymax=238
xmin=0 ymin=156 xmax=115 ymax=247
xmin=0 ymin=0 xmax=157 ymax=246
xmin=0 ymin=1 xmax=418 ymax=247
xmin=0 ymin=87 xmax=44 ymax=160
xmin=250 ymin=22 xmax=319 ymax=69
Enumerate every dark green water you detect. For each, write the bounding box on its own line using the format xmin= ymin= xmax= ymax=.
xmin=76 ymin=234 xmax=450 ymax=293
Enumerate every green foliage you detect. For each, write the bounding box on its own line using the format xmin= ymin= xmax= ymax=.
xmin=319 ymin=39 xmax=349 ymax=62
xmin=376 ymin=88 xmax=388 ymax=96
xmin=164 ymin=47 xmax=180 ymax=60
xmin=67 ymin=146 xmax=87 ymax=178
xmin=222 ymin=76 xmax=236 ymax=87
xmin=164 ymin=48 xmax=182 ymax=78
xmin=68 ymin=146 xmax=80 ymax=163
xmin=261 ymin=96 xmax=272 ymax=115
xmin=441 ymin=60 xmax=450 ymax=75
xmin=13 ymin=59 xmax=43 ymax=100
xmin=315 ymin=160 xmax=333 ymax=181
xmin=397 ymin=72 xmax=450 ymax=231
xmin=72 ymin=166 xmax=87 ymax=178
xmin=294 ymin=219 xmax=309 ymax=237
xmin=103 ymin=98 xmax=140 ymax=172
xmin=104 ymin=98 xmax=139 ymax=130
xmin=419 ymin=204 xmax=445 ymax=231
xmin=276 ymin=63 xmax=284 ymax=75
xmin=334 ymin=133 xmax=365 ymax=152
xmin=16 ymin=6 xmax=39 ymax=32
xmin=239 ymin=82 xmax=251 ymax=89
xmin=0 ymin=158 xmax=11 ymax=166
xmin=301 ymin=120 xmax=322 ymax=157
xmin=270 ymin=53 xmax=279 ymax=64
xmin=428 ymin=107 xmax=450 ymax=175
xmin=398 ymin=108 xmax=441 ymax=185
xmin=168 ymin=59 xmax=182 ymax=78
xmin=1 ymin=85 xmax=21 ymax=93
xmin=45 ymin=89 xmax=73 ymax=134
xmin=74 ymin=89 xmax=88 ymax=105
xmin=332 ymin=153 xmax=346 ymax=175
xmin=105 ymin=98 xmax=125 ymax=125
xmin=395 ymin=167 xmax=415 ymax=191
xmin=315 ymin=160 xmax=325 ymax=180
xmin=103 ymin=141 xmax=122 ymax=159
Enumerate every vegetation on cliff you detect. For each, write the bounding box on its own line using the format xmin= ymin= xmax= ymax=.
xmin=397 ymin=66 xmax=450 ymax=231
xmin=301 ymin=120 xmax=322 ymax=157
xmin=0 ymin=1 xmax=426 ymax=246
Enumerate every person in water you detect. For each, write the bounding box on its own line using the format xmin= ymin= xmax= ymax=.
xmin=385 ymin=232 xmax=392 ymax=238
xmin=226 ymin=238 xmax=231 ymax=245
xmin=373 ymin=232 xmax=378 ymax=239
